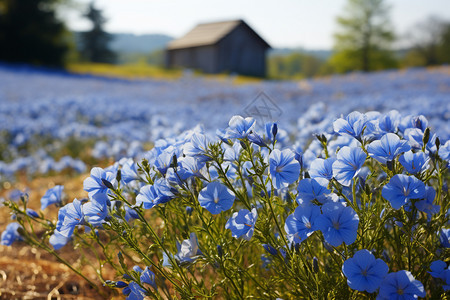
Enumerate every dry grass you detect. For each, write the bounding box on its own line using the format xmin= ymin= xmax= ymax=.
xmin=67 ymin=62 xmax=263 ymax=84
xmin=0 ymin=173 xmax=119 ymax=299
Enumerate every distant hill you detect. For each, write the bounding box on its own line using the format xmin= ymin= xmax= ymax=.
xmin=269 ymin=48 xmax=333 ymax=60
xmin=73 ymin=32 xmax=173 ymax=53
xmin=109 ymin=33 xmax=173 ymax=54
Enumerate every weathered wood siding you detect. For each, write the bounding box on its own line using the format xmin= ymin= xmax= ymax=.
xmin=217 ymin=23 xmax=267 ymax=77
xmin=167 ymin=46 xmax=218 ymax=74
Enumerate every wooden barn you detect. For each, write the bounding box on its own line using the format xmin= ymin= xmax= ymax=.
xmin=166 ymin=20 xmax=271 ymax=77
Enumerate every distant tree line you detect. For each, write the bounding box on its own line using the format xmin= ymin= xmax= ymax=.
xmin=0 ymin=0 xmax=69 ymax=66
xmin=0 ymin=0 xmax=115 ymax=66
xmin=268 ymin=0 xmax=450 ymax=79
xmin=0 ymin=0 xmax=449 ymax=77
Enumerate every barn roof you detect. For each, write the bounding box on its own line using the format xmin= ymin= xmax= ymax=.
xmin=167 ymin=19 xmax=270 ymax=50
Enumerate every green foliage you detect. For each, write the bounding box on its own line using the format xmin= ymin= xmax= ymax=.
xmin=116 ymin=50 xmax=165 ymax=67
xmin=0 ymin=0 xmax=70 ymax=66
xmin=330 ymin=0 xmax=396 ymax=73
xmin=402 ymin=17 xmax=450 ymax=68
xmin=330 ymin=49 xmax=398 ymax=73
xmin=268 ymin=52 xmax=325 ymax=79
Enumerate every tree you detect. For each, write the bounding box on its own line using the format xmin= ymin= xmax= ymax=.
xmin=330 ymin=0 xmax=396 ymax=73
xmin=403 ymin=16 xmax=450 ymax=67
xmin=79 ymin=2 xmax=115 ymax=63
xmin=0 ymin=0 xmax=69 ymax=66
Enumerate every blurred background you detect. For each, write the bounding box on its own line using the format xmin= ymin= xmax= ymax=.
xmin=1 ymin=0 xmax=450 ymax=79
xmin=1 ymin=1 xmax=450 ymax=298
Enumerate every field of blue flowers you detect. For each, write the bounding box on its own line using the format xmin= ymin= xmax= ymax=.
xmin=1 ymin=65 xmax=449 ymax=180
xmin=0 ymin=65 xmax=449 ymax=299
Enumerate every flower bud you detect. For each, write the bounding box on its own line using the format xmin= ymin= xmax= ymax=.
xmin=313 ymin=257 xmax=319 ymax=273
xmin=26 ymin=208 xmax=39 ymax=218
xmin=217 ymin=245 xmax=223 ymax=258
xmin=173 ymin=154 xmax=178 ymax=168
xmin=116 ymin=169 xmax=122 ymax=183
xmin=272 ymin=123 xmax=278 ymax=139
xmin=115 ymin=281 xmax=128 ymax=288
xmin=422 ymin=127 xmax=430 ymax=147
xmin=186 ymin=206 xmax=193 ymax=216
xmin=262 ymin=244 xmax=278 ymax=256
xmin=101 ymin=179 xmax=114 ymax=189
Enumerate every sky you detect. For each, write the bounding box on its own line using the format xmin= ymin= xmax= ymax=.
xmin=66 ymin=0 xmax=450 ymax=49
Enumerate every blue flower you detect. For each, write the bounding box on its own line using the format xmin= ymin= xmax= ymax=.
xmin=333 ymin=111 xmax=370 ymax=140
xmin=1 ymin=222 xmax=22 ymax=246
xmin=83 ymin=201 xmax=108 ymax=226
xmin=121 ymin=160 xmax=140 ymax=184
xmin=316 ymin=202 xmax=359 ymax=247
xmin=415 ymin=186 xmax=440 ymax=218
xmin=428 ymin=260 xmax=447 ymax=280
xmin=225 ymin=115 xmax=255 ymax=139
xmin=83 ymin=167 xmax=115 ymax=200
xmin=223 ymin=142 xmax=243 ymax=162
xmin=405 ymin=128 xmax=437 ymax=153
xmin=342 ymin=249 xmax=389 ymax=293
xmin=8 ymin=189 xmax=27 ymax=202
xmin=175 ymin=233 xmax=202 ymax=264
xmin=140 ymin=266 xmax=157 ymax=289
xmin=412 ymin=115 xmax=428 ymax=131
xmin=296 ymin=178 xmax=331 ymax=205
xmin=284 ymin=205 xmax=321 ymax=244
xmin=208 ymin=163 xmax=237 ymax=181
xmin=444 ymin=271 xmax=450 ymax=291
xmin=198 ymin=182 xmax=235 ymax=214
xmin=136 ymin=179 xmax=175 ymax=209
xmin=439 ymin=229 xmax=450 ymax=248
xmin=265 ymin=122 xmax=278 ymax=142
xmin=377 ymin=270 xmax=425 ymax=300
xmin=49 ymin=231 xmax=71 ymax=250
xmin=398 ymin=151 xmax=429 ymax=174
xmin=309 ymin=158 xmax=336 ymax=181
xmin=40 ymin=185 xmax=64 ymax=210
xmin=225 ymin=208 xmax=257 ymax=240
xmin=367 ymin=133 xmax=410 ymax=164
xmin=381 ymin=174 xmax=426 ymax=209
xmin=124 ymin=205 xmax=140 ymax=220
xmin=177 ymin=157 xmax=206 ymax=180
xmin=269 ymin=149 xmax=300 ymax=189
xmin=378 ymin=110 xmax=401 ymax=134
xmin=438 ymin=140 xmax=450 ymax=162
xmin=154 ymin=151 xmax=174 ymax=175
xmin=248 ymin=132 xmax=268 ymax=147
xmin=332 ymin=146 xmax=367 ymax=186
xmin=58 ymin=199 xmax=84 ymax=237
xmin=184 ymin=133 xmax=211 ymax=162
xmin=124 ymin=281 xmax=147 ymax=300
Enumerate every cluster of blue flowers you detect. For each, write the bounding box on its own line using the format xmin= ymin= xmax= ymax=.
xmin=1 ymin=105 xmax=449 ymax=298
xmin=1 ymin=65 xmax=450 ymax=182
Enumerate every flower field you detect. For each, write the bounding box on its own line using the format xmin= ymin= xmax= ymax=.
xmin=0 ymin=65 xmax=449 ymax=299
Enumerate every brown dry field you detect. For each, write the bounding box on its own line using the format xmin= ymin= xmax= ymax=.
xmin=0 ymin=172 xmax=120 ymax=299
